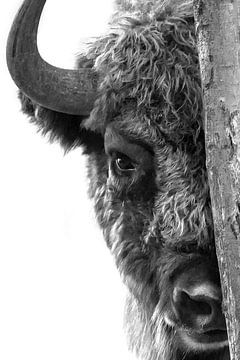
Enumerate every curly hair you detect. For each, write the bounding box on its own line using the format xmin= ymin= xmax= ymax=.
xmin=84 ymin=0 xmax=202 ymax=148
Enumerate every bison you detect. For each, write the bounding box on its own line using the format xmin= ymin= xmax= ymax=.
xmin=7 ymin=0 xmax=231 ymax=359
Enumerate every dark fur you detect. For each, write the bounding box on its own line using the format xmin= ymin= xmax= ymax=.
xmin=19 ymin=1 xmax=230 ymax=359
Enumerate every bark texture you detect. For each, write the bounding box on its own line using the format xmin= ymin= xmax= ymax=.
xmin=193 ymin=1 xmax=240 ymax=358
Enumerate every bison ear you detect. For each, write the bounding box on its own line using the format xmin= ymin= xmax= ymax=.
xmin=19 ymin=91 xmax=104 ymax=154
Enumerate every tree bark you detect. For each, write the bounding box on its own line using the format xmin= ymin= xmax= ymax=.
xmin=193 ymin=1 xmax=240 ymax=359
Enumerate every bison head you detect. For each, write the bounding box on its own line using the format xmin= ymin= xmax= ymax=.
xmin=7 ymin=0 xmax=230 ymax=359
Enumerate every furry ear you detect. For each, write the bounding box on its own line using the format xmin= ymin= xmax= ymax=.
xmin=19 ymin=91 xmax=104 ymax=154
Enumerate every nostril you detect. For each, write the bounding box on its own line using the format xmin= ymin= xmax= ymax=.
xmin=174 ymin=289 xmax=213 ymax=318
xmin=171 ymin=265 xmax=227 ymax=340
xmin=172 ymin=285 xmax=225 ymax=332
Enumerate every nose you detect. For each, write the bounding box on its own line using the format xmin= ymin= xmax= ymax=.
xmin=172 ymin=282 xmax=226 ymax=332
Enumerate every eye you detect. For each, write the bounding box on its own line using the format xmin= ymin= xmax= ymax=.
xmin=113 ymin=153 xmax=137 ymax=174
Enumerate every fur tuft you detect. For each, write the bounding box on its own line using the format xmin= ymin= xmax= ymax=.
xmin=19 ymin=91 xmax=103 ymax=153
xmin=85 ymin=3 xmax=202 ymax=148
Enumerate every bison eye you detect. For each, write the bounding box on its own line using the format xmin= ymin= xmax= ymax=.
xmin=114 ymin=153 xmax=137 ymax=174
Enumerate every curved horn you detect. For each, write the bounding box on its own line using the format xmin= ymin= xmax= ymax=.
xmin=6 ymin=0 xmax=98 ymax=115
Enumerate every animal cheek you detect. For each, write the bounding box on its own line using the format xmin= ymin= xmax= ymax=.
xmin=107 ymin=216 xmax=124 ymax=251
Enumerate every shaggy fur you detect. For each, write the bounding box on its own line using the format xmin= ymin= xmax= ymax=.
xmin=19 ymin=0 xmax=230 ymax=359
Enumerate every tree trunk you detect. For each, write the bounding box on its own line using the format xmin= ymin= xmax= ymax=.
xmin=193 ymin=1 xmax=240 ymax=358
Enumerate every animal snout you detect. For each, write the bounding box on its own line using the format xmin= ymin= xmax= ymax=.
xmin=171 ymin=263 xmax=227 ymax=337
xmin=172 ymin=282 xmax=226 ymax=332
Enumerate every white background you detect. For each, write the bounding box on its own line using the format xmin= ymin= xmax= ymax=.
xmin=0 ymin=1 xmax=135 ymax=359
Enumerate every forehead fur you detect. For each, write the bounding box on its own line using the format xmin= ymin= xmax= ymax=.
xmin=83 ymin=0 xmax=202 ymax=146
xmin=115 ymin=0 xmax=193 ymax=17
